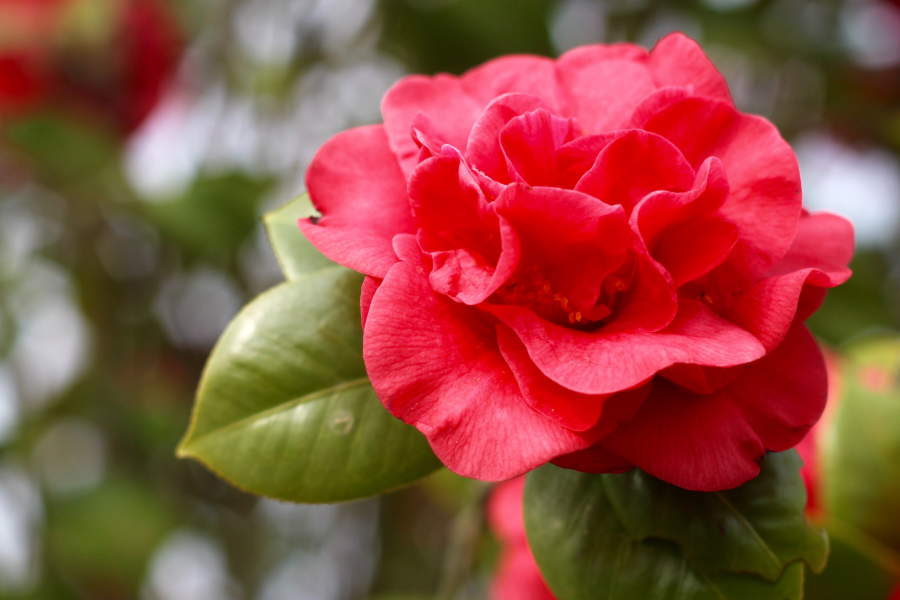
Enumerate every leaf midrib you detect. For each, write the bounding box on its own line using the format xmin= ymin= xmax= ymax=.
xmin=714 ymin=492 xmax=782 ymax=572
xmin=180 ymin=377 xmax=370 ymax=452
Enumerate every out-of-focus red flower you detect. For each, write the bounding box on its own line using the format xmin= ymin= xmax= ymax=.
xmin=300 ymin=33 xmax=855 ymax=491
xmin=797 ymin=350 xmax=843 ymax=518
xmin=0 ymin=0 xmax=182 ymax=131
xmin=890 ymin=582 xmax=900 ymax=600
xmin=487 ymin=477 xmax=556 ymax=600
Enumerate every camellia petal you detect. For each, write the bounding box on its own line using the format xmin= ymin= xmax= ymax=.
xmin=410 ymin=153 xmax=521 ymax=305
xmin=557 ymin=53 xmax=657 ymax=134
xmin=299 ymin=125 xmax=415 ymax=278
xmin=382 ymin=74 xmax=485 ymax=176
xmin=652 ymin=215 xmax=738 ymax=287
xmin=628 ymin=86 xmax=694 ymax=129
xmin=728 ymin=212 xmax=854 ymax=351
xmin=360 ymin=276 xmax=381 ymax=329
xmin=496 ymin=323 xmax=610 ymax=432
xmin=647 ymin=33 xmax=733 ymax=103
xmin=600 ymin=322 xmax=826 ymax=491
xmin=484 ymin=300 xmax=765 ymax=395
xmin=363 ymin=258 xmax=598 ymax=481
xmin=575 ymin=129 xmax=695 ymax=215
xmin=643 ymin=97 xmax=802 ymax=281
xmin=488 ymin=477 xmax=557 ymax=600
xmin=467 ymin=93 xmax=553 ymax=183
xmin=493 ymin=184 xmax=628 ymax=317
xmin=382 ymin=56 xmax=566 ymax=176
xmin=500 ymin=108 xmax=580 ymax=187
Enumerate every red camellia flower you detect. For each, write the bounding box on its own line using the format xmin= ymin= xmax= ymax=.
xmin=488 ymin=477 xmax=556 ymax=600
xmin=0 ymin=0 xmax=182 ymax=131
xmin=300 ymin=33 xmax=855 ymax=491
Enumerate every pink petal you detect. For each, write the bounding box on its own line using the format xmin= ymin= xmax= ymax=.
xmin=733 ymin=323 xmax=827 ymax=453
xmin=499 ymin=108 xmax=580 ymax=187
xmin=497 ymin=324 xmax=610 ymax=432
xmin=728 ymin=212 xmax=854 ymax=352
xmin=603 ymin=243 xmax=678 ymax=334
xmin=467 ymin=94 xmax=552 ymax=183
xmin=488 ymin=477 xmax=528 ymax=545
xmin=426 ymin=219 xmax=520 ymax=306
xmin=557 ymin=48 xmax=657 ymax=134
xmin=630 ymin=156 xmax=730 ymax=245
xmin=462 ymin=55 xmax=569 ymax=113
xmin=410 ymin=154 xmax=520 ymax=304
xmin=491 ymin=546 xmax=557 ymax=600
xmin=382 ymin=75 xmax=484 ymax=176
xmin=766 ymin=211 xmax=855 ymax=278
xmin=483 ymin=299 xmax=765 ymax=395
xmin=600 ymin=322 xmax=826 ymax=491
xmin=487 ymin=478 xmax=557 ymax=600
xmin=299 ymin=125 xmax=415 ymax=278
xmin=363 ymin=259 xmax=596 ymax=481
xmin=659 ymin=363 xmax=746 ymax=394
xmin=360 ymin=276 xmax=381 ymax=329
xmin=648 ymin=33 xmax=733 ymax=103
xmin=493 ymin=184 xmax=629 ymax=316
xmin=575 ymin=130 xmax=695 ymax=216
xmin=652 ymin=215 xmax=739 ymax=287
xmin=643 ymin=97 xmax=802 ymax=281
xmin=628 ymin=86 xmax=694 ymax=128
xmin=555 ymin=130 xmax=631 ymax=189
xmin=382 ymin=56 xmax=566 ymax=177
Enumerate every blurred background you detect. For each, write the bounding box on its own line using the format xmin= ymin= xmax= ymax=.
xmin=0 ymin=0 xmax=898 ymax=598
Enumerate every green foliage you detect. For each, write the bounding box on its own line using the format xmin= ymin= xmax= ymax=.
xmin=144 ymin=173 xmax=274 ymax=261
xmin=807 ymin=251 xmax=899 ymax=345
xmin=3 ymin=115 xmax=118 ymax=184
xmin=824 ymin=336 xmax=900 ymax=550
xmin=524 ymin=451 xmax=826 ymax=600
xmin=805 ymin=519 xmax=900 ymax=600
xmin=380 ymin=0 xmax=555 ymax=74
xmin=178 ymin=197 xmax=441 ymax=502
xmin=262 ymin=193 xmax=334 ymax=280
xmin=46 ymin=479 xmax=177 ymax=595
xmin=603 ymin=451 xmax=828 ymax=581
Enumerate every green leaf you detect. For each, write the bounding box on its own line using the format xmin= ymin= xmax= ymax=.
xmin=524 ymin=453 xmax=822 ymax=600
xmin=805 ymin=517 xmax=900 ymax=600
xmin=602 ymin=450 xmax=828 ymax=581
xmin=144 ymin=173 xmax=273 ymax=260
xmin=178 ymin=267 xmax=441 ymax=502
xmin=824 ymin=336 xmax=900 ymax=551
xmin=263 ymin=193 xmax=335 ymax=280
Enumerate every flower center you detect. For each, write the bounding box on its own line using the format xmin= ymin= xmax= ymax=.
xmin=495 ymin=260 xmax=634 ymax=329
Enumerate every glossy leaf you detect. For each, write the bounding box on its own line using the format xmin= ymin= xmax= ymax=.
xmin=524 ymin=453 xmax=819 ymax=600
xmin=178 ymin=267 xmax=441 ymax=503
xmin=603 ymin=450 xmax=828 ymax=581
xmin=263 ymin=193 xmax=335 ymax=280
